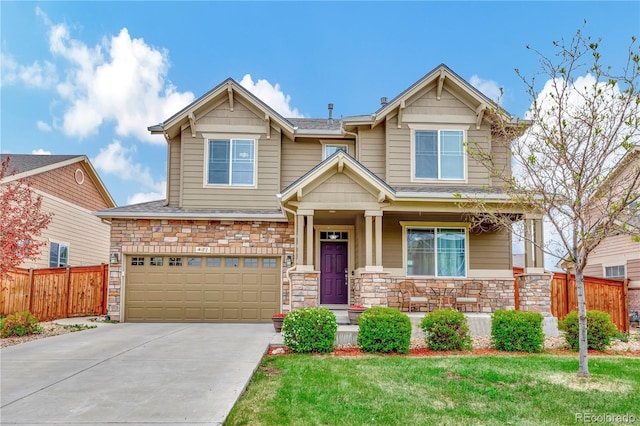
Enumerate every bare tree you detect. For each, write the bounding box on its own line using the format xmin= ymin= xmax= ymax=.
xmin=0 ymin=156 xmax=54 ymax=277
xmin=467 ymin=27 xmax=640 ymax=377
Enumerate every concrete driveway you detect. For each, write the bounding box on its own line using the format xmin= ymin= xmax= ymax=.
xmin=1 ymin=322 xmax=275 ymax=425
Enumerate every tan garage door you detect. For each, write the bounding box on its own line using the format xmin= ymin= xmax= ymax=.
xmin=125 ymin=255 xmax=280 ymax=322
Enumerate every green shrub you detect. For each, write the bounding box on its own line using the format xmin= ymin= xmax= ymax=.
xmin=282 ymin=307 xmax=337 ymax=353
xmin=559 ymin=310 xmax=618 ymax=351
xmin=420 ymin=309 xmax=472 ymax=351
xmin=491 ymin=310 xmax=544 ymax=353
xmin=357 ymin=307 xmax=411 ymax=354
xmin=1 ymin=311 xmax=43 ymax=337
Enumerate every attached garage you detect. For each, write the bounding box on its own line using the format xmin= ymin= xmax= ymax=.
xmin=124 ymin=255 xmax=280 ymax=322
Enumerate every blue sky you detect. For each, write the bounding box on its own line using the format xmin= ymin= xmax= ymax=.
xmin=1 ymin=1 xmax=639 ymax=207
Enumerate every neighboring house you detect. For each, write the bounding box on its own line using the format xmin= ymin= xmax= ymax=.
xmin=581 ymin=147 xmax=640 ymax=313
xmin=96 ymin=64 xmax=548 ymax=323
xmin=1 ymin=154 xmax=116 ymax=269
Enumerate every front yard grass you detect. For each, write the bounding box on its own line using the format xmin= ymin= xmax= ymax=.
xmin=225 ymin=354 xmax=640 ymax=426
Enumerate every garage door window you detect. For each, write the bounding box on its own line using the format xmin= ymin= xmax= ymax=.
xmin=244 ymin=258 xmax=258 ymax=267
xmin=131 ymin=257 xmax=145 ymax=266
xmin=188 ymin=258 xmax=202 ymax=267
xmin=169 ymin=257 xmax=183 ymax=266
xmin=226 ymin=258 xmax=239 ymax=267
xmin=263 ymin=258 xmax=277 ymax=268
xmin=207 ymin=257 xmax=221 ymax=267
xmin=150 ymin=257 xmax=163 ymax=266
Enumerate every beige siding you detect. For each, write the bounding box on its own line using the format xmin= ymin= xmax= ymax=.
xmin=490 ymin=134 xmax=511 ymax=188
xmin=280 ymin=137 xmax=322 ymax=189
xmin=358 ymin=126 xmax=386 ymax=179
xmin=587 ymin=234 xmax=639 ymax=269
xmin=629 ymin=259 xmax=640 ymax=282
xmin=19 ymin=194 xmax=111 ymax=269
xmin=168 ymin=137 xmax=180 ymax=206
xmin=583 ymin=263 xmax=603 ymax=277
xmin=382 ymin=216 xmax=403 ymax=268
xmin=385 ymin=87 xmax=492 ymax=188
xmin=468 ymin=229 xmax=511 ymax=270
xmin=304 ymin=174 xmax=377 ymax=204
xmin=180 ymin=100 xmax=281 ymax=210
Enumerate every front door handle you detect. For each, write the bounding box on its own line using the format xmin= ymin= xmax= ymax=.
xmin=344 ymin=269 xmax=348 ymax=285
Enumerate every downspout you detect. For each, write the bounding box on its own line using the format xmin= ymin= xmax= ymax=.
xmin=279 ymin=199 xmax=298 ymax=311
xmin=342 ymin=128 xmax=359 ymax=160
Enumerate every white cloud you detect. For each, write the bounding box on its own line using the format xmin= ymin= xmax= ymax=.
xmin=10 ymin=9 xmax=195 ymax=144
xmin=239 ymin=74 xmax=304 ymax=118
xmin=92 ymin=140 xmax=165 ymax=200
xmin=31 ymin=148 xmax=51 ymax=155
xmin=127 ymin=191 xmax=165 ymax=205
xmin=36 ymin=121 xmax=52 ymax=132
xmin=0 ymin=52 xmax=57 ymax=89
xmin=469 ymin=75 xmax=502 ymax=102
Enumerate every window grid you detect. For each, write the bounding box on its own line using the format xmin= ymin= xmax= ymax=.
xmin=406 ymin=227 xmax=466 ymax=277
xmin=187 ymin=257 xmax=202 ymax=267
xmin=150 ymin=257 xmax=163 ymax=267
xmin=169 ymin=257 xmax=183 ymax=267
xmin=207 ymin=257 xmax=221 ymax=267
xmin=604 ymin=265 xmax=625 ymax=279
xmin=207 ymin=139 xmax=255 ymax=186
xmin=263 ymin=258 xmax=277 ymax=268
xmin=131 ymin=257 xmax=145 ymax=266
xmin=414 ymin=130 xmax=464 ymax=180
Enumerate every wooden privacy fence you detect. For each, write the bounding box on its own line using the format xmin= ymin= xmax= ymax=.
xmin=514 ymin=268 xmax=629 ymax=332
xmin=0 ymin=264 xmax=108 ymax=321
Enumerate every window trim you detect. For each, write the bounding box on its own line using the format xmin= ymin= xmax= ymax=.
xmin=321 ymin=142 xmax=349 ymax=160
xmin=409 ymin=125 xmax=468 ymax=183
xmin=203 ymin=134 xmax=258 ymax=188
xmin=401 ymin=221 xmax=469 ymax=278
xmin=49 ymin=241 xmax=69 ymax=268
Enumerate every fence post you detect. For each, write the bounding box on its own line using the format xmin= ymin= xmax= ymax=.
xmin=623 ymin=279 xmax=630 ymax=333
xmin=513 ymin=275 xmax=520 ymax=310
xmin=65 ymin=267 xmax=71 ymax=318
xmin=28 ymin=268 xmax=34 ymax=313
xmin=102 ymin=263 xmax=108 ymax=315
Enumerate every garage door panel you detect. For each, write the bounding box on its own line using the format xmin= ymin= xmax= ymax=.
xmin=125 ymin=256 xmax=279 ymax=322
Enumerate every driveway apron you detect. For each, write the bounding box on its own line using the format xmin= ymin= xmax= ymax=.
xmin=0 ymin=323 xmax=275 ymax=425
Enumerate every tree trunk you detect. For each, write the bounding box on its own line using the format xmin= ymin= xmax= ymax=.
xmin=575 ymin=268 xmax=589 ymax=377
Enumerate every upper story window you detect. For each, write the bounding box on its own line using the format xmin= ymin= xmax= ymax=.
xmin=413 ymin=130 xmax=465 ymax=180
xmin=604 ymin=265 xmax=625 ymax=279
xmin=207 ymin=139 xmax=255 ymax=186
xmin=49 ymin=241 xmax=69 ymax=267
xmin=405 ymin=226 xmax=466 ymax=277
xmin=324 ymin=144 xmax=348 ymax=159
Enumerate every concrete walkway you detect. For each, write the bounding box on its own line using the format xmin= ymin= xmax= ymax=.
xmin=1 ymin=322 xmax=276 ymax=425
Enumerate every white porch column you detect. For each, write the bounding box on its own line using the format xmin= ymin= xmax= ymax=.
xmin=524 ymin=214 xmax=545 ymax=273
xmin=306 ymin=212 xmax=314 ymax=266
xmin=534 ymin=217 xmax=544 ymax=269
xmin=296 ymin=212 xmax=304 ymax=266
xmin=365 ymin=214 xmax=373 ymax=267
xmin=375 ymin=213 xmax=383 ymax=267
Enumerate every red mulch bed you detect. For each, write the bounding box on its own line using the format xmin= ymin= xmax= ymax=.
xmin=268 ymin=346 xmax=640 ymax=357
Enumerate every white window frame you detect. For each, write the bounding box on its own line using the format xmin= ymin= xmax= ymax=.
xmin=49 ymin=241 xmax=69 ymax=268
xmin=401 ymin=222 xmax=469 ymax=278
xmin=603 ymin=264 xmax=626 ymax=279
xmin=203 ymin=135 xmax=258 ymax=188
xmin=409 ymin=125 xmax=467 ymax=182
xmin=322 ymin=142 xmax=349 ymax=160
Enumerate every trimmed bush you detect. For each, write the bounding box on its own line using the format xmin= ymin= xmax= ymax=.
xmin=1 ymin=311 xmax=43 ymax=337
xmin=491 ymin=310 xmax=544 ymax=353
xmin=421 ymin=309 xmax=472 ymax=351
xmin=282 ymin=307 xmax=337 ymax=353
xmin=357 ymin=307 xmax=411 ymax=354
xmin=559 ymin=310 xmax=618 ymax=351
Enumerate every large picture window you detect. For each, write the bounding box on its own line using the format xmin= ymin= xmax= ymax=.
xmin=49 ymin=242 xmax=69 ymax=267
xmin=406 ymin=227 xmax=466 ymax=277
xmin=414 ymin=130 xmax=464 ymax=180
xmin=207 ymin=139 xmax=255 ymax=186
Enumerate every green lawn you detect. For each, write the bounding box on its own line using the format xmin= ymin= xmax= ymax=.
xmin=225 ymin=354 xmax=640 ymax=426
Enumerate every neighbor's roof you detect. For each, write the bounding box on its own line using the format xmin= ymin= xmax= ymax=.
xmin=1 ymin=154 xmax=116 ymax=208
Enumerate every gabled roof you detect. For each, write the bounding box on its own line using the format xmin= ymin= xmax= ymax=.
xmin=1 ymin=154 xmax=116 ymax=208
xmin=344 ymin=64 xmax=512 ymax=130
xmin=278 ymin=150 xmax=396 ymax=204
xmin=148 ymin=78 xmax=296 ymax=140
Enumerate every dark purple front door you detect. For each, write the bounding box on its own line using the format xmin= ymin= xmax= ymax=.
xmin=320 ymin=242 xmax=348 ymax=304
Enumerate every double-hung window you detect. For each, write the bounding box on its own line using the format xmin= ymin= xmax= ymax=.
xmin=49 ymin=242 xmax=69 ymax=267
xmin=414 ymin=130 xmax=465 ymax=180
xmin=406 ymin=227 xmax=466 ymax=277
xmin=323 ymin=144 xmax=348 ymax=159
xmin=207 ymin=139 xmax=255 ymax=186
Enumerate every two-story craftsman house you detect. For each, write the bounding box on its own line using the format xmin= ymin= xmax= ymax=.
xmin=96 ymin=64 xmax=548 ymax=323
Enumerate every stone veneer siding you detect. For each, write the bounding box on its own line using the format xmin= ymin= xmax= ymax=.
xmin=353 ymin=273 xmax=390 ymax=307
xmin=108 ymin=218 xmax=294 ymax=321
xmin=289 ymin=271 xmax=320 ymax=309
xmin=516 ymin=273 xmax=552 ymax=316
xmin=387 ymin=278 xmax=516 ymax=313
xmin=629 ymin=288 xmax=640 ymax=315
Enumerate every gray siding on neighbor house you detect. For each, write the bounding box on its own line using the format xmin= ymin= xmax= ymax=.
xmin=179 ymin=99 xmax=281 ymax=210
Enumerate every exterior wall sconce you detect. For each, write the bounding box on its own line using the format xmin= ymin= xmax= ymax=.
xmin=285 ymin=255 xmax=292 ymax=268
xmin=110 ymin=252 xmax=119 ymax=264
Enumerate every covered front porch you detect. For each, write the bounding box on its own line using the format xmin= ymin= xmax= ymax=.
xmin=278 ymin=151 xmax=548 ymax=316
